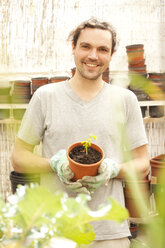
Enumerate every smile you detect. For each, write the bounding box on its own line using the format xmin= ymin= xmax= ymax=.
xmin=85 ymin=63 xmax=98 ymax=67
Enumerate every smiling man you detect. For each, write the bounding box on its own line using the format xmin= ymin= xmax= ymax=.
xmin=68 ymin=21 xmax=115 ymax=102
xmin=72 ymin=28 xmax=112 ymax=80
xmin=12 ymin=18 xmax=149 ymax=248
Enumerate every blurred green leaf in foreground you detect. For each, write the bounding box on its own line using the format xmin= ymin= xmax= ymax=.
xmin=0 ymin=184 xmax=128 ymax=248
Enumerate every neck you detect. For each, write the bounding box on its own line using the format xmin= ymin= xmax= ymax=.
xmin=69 ymin=72 xmax=104 ymax=101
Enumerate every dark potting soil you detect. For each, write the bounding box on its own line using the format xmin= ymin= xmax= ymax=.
xmin=69 ymin=145 xmax=102 ymax=164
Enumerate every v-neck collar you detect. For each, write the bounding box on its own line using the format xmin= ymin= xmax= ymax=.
xmin=64 ymin=80 xmax=108 ymax=107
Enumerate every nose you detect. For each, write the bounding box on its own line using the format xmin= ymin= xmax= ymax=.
xmin=88 ymin=48 xmax=98 ymax=60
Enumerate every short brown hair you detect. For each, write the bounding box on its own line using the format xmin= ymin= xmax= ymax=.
xmin=68 ymin=18 xmax=117 ymax=55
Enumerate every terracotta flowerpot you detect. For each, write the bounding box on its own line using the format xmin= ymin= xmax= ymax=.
xmin=148 ymin=73 xmax=165 ymax=91
xmin=124 ymin=179 xmax=151 ymax=218
xmin=150 ymin=154 xmax=165 ymax=184
xmin=67 ymin=142 xmax=104 ymax=181
xmin=126 ymin=44 xmax=145 ymax=69
xmin=49 ymin=76 xmax=70 ymax=83
xmin=148 ymin=72 xmax=165 ymax=80
xmin=129 ymin=65 xmax=147 ymax=74
xmin=10 ymin=171 xmax=40 ymax=194
xmin=129 ymin=60 xmax=145 ymax=68
xmin=31 ymin=77 xmax=49 ymax=94
xmin=11 ymin=80 xmax=31 ymax=103
xmin=126 ymin=44 xmax=144 ymax=52
xmin=151 ymin=155 xmax=165 ymax=213
xmin=127 ymin=50 xmax=144 ymax=62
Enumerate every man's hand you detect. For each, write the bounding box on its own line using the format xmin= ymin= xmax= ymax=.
xmin=78 ymin=158 xmax=120 ymax=192
xmin=50 ymin=150 xmax=90 ymax=194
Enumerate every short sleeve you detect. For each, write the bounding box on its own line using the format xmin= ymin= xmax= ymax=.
xmin=17 ymin=91 xmax=45 ymax=145
xmin=125 ymin=92 xmax=148 ymax=150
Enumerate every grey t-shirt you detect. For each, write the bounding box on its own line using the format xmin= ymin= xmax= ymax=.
xmin=18 ymin=81 xmax=148 ymax=240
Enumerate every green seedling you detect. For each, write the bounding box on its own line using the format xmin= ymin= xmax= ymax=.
xmin=81 ymin=134 xmax=97 ymax=155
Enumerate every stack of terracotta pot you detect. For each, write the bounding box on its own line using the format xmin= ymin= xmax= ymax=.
xmin=124 ymin=176 xmax=151 ymax=218
xmin=148 ymin=72 xmax=165 ymax=92
xmin=0 ymin=83 xmax=11 ymax=119
xmin=11 ymin=80 xmax=31 ymax=120
xmin=147 ymin=73 xmax=165 ymax=117
xmin=11 ymin=80 xmax=31 ymax=104
xmin=31 ymin=77 xmax=49 ymax=94
xmin=49 ymin=76 xmax=70 ymax=83
xmin=126 ymin=44 xmax=147 ymax=75
xmin=126 ymin=44 xmax=150 ymax=116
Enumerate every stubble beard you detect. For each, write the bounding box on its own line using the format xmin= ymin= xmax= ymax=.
xmin=78 ymin=64 xmax=102 ymax=81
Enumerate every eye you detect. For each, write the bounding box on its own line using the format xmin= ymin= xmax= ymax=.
xmin=99 ymin=47 xmax=108 ymax=52
xmin=81 ymin=45 xmax=89 ymax=49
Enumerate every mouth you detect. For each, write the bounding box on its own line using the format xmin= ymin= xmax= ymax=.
xmin=86 ymin=63 xmax=98 ymax=67
xmin=84 ymin=62 xmax=99 ymax=68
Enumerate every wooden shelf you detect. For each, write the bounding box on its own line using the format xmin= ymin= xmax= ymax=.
xmin=0 ymin=118 xmax=21 ymax=124
xmin=139 ymin=101 xmax=165 ymax=119
xmin=0 ymin=104 xmax=28 ymax=109
xmin=143 ymin=116 xmax=165 ymax=123
xmin=139 ymin=100 xmax=165 ymax=107
xmin=0 ymin=101 xmax=165 ymax=121
xmin=0 ymin=101 xmax=164 ymax=108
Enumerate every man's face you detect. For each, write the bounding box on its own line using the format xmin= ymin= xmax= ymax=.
xmin=72 ymin=28 xmax=112 ymax=81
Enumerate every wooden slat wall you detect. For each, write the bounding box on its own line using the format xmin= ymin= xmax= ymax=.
xmin=0 ymin=0 xmax=164 ymax=74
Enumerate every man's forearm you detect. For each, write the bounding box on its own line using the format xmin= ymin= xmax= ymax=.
xmin=116 ymin=145 xmax=150 ymax=180
xmin=11 ymin=138 xmax=53 ymax=173
xmin=12 ymin=149 xmax=52 ymax=173
xmin=116 ymin=157 xmax=150 ymax=180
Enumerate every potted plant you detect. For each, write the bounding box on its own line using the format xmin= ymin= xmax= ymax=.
xmin=67 ymin=134 xmax=104 ymax=181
